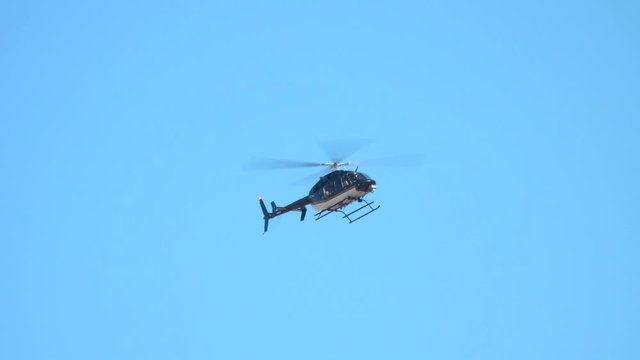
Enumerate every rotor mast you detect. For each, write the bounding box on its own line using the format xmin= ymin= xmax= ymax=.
xmin=320 ymin=161 xmax=351 ymax=170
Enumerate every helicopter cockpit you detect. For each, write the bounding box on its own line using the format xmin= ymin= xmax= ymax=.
xmin=308 ymin=170 xmax=374 ymax=201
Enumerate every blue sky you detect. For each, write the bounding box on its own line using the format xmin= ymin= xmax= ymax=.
xmin=1 ymin=1 xmax=639 ymax=359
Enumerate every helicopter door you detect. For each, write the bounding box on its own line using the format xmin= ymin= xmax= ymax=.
xmin=322 ymin=182 xmax=333 ymax=198
xmin=341 ymin=173 xmax=354 ymax=188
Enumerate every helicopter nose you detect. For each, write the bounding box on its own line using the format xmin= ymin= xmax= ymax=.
xmin=357 ymin=180 xmax=377 ymax=192
xmin=368 ymin=180 xmax=377 ymax=192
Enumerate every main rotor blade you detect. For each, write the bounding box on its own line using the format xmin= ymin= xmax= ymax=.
xmin=243 ymin=157 xmax=329 ymax=170
xmin=293 ymin=168 xmax=330 ymax=186
xmin=321 ymin=139 xmax=372 ymax=164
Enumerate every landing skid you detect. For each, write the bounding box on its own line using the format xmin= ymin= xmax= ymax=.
xmin=314 ymin=197 xmax=380 ymax=224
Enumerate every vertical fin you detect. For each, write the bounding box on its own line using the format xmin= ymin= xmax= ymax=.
xmin=259 ymin=197 xmax=270 ymax=233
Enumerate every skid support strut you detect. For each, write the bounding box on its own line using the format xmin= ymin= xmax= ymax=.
xmin=314 ymin=198 xmax=380 ymax=224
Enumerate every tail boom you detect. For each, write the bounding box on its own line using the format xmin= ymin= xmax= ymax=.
xmin=258 ymin=196 xmax=311 ymax=233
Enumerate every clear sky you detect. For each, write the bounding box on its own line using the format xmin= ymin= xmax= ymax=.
xmin=1 ymin=1 xmax=639 ymax=359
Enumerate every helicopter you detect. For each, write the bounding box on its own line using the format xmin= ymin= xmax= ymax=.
xmin=257 ymin=159 xmax=380 ymax=233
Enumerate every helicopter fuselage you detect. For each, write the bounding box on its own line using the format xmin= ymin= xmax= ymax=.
xmin=307 ymin=170 xmax=377 ymax=212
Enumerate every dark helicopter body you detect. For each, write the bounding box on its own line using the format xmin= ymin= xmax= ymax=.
xmin=308 ymin=170 xmax=377 ymax=211
xmin=259 ymin=170 xmax=379 ymax=233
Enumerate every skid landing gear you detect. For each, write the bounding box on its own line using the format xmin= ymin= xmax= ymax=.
xmin=314 ymin=197 xmax=380 ymax=224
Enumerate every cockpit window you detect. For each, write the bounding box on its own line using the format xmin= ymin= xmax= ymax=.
xmin=354 ymin=172 xmax=371 ymax=180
